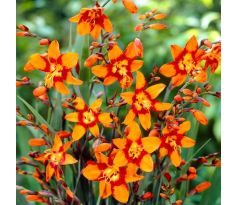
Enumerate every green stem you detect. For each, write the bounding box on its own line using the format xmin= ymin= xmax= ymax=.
xmin=102 ymin=0 xmax=111 ymax=7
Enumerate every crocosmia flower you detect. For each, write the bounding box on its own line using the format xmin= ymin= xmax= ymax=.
xmin=159 ymin=121 xmax=195 ymax=167
xmin=65 ymin=97 xmax=113 ymax=141
xmin=113 ymin=121 xmax=161 ymax=172
xmin=92 ymin=38 xmax=144 ymax=88
xmin=69 ymin=4 xmax=113 ymax=39
xmin=26 ymin=40 xmax=82 ymax=95
xmin=120 ymin=71 xmax=171 ymax=130
xmin=159 ymin=36 xmax=206 ymax=87
xmin=202 ymin=42 xmax=221 ymax=73
xmin=35 ymin=135 xmax=77 ymax=182
xmin=82 ymin=151 xmax=143 ymax=203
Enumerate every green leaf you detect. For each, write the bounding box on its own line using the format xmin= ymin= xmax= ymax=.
xmin=17 ymin=95 xmax=55 ymax=133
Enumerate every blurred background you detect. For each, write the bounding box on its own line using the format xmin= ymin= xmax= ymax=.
xmin=17 ymin=0 xmax=221 ymax=204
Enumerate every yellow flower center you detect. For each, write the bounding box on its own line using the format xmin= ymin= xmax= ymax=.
xmin=134 ymin=92 xmax=152 ymax=111
xmin=178 ymin=53 xmax=195 ymax=73
xmin=128 ymin=142 xmax=143 ymax=159
xmin=83 ymin=110 xmax=95 ymax=124
xmin=103 ymin=166 xmax=120 ymax=183
xmin=166 ymin=135 xmax=181 ymax=152
xmin=112 ymin=60 xmax=128 ymax=76
xmin=45 ymin=64 xmax=63 ymax=88
xmin=50 ymin=152 xmax=63 ymax=165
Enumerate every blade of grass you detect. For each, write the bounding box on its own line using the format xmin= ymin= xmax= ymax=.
xmin=17 ymin=96 xmax=55 ymax=133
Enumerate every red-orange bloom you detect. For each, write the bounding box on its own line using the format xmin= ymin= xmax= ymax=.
xmin=159 ymin=36 xmax=206 ymax=87
xmin=158 ymin=121 xmax=195 ymax=167
xmin=35 ymin=135 xmax=77 ymax=182
xmin=65 ymin=97 xmax=113 ymax=141
xmin=120 ymin=71 xmax=171 ymax=130
xmin=112 ymin=121 xmax=161 ymax=172
xmin=69 ymin=5 xmax=113 ymax=39
xmin=82 ymin=151 xmax=143 ymax=203
xmin=92 ymin=39 xmax=144 ymax=88
xmin=26 ymin=40 xmax=83 ymax=95
xmin=202 ymin=42 xmax=221 ymax=73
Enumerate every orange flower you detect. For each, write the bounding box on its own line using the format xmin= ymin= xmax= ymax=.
xmin=26 ymin=40 xmax=83 ymax=95
xmin=65 ymin=97 xmax=113 ymax=141
xmin=69 ymin=4 xmax=113 ymax=39
xmin=82 ymin=151 xmax=143 ymax=203
xmin=35 ymin=135 xmax=77 ymax=182
xmin=113 ymin=0 xmax=138 ymax=13
xmin=159 ymin=36 xmax=206 ymax=87
xmin=158 ymin=121 xmax=195 ymax=167
xmin=112 ymin=121 xmax=161 ymax=172
xmin=92 ymin=39 xmax=143 ymax=88
xmin=120 ymin=71 xmax=171 ymax=130
xmin=202 ymin=42 xmax=221 ymax=73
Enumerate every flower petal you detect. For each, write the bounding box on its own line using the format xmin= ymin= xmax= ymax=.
xmin=138 ymin=112 xmax=151 ymax=130
xmin=29 ymin=54 xmax=47 ymax=70
xmin=127 ymin=121 xmax=141 ymax=141
xmin=98 ymin=113 xmax=112 ymax=127
xmin=194 ymin=70 xmax=207 ymax=83
xmin=65 ymin=112 xmax=79 ymax=122
xmin=140 ymin=154 xmax=153 ymax=172
xmin=69 ymin=14 xmax=81 ymax=22
xmin=181 ymin=137 xmax=196 ymax=148
xmin=112 ymin=184 xmax=129 ymax=203
xmin=72 ymin=124 xmax=86 ymax=141
xmin=82 ymin=164 xmax=101 ymax=180
xmin=159 ymin=63 xmax=176 ymax=77
xmin=77 ymin=22 xmax=91 ymax=35
xmin=94 ymin=143 xmax=112 ymax=153
xmin=103 ymin=76 xmax=117 ymax=86
xmin=130 ymin=60 xmax=143 ymax=72
xmin=62 ymin=53 xmax=79 ymax=68
xmin=89 ymin=124 xmax=100 ymax=137
xmin=54 ymin=82 xmax=70 ymax=95
xmin=73 ymin=97 xmax=86 ymax=110
xmin=113 ymin=150 xmax=128 ymax=167
xmin=52 ymin=135 xmax=63 ymax=152
xmin=112 ymin=138 xmax=127 ymax=149
xmin=170 ymin=150 xmax=181 ymax=167
xmin=120 ymin=92 xmax=134 ymax=105
xmin=46 ymin=164 xmax=55 ymax=182
xmin=99 ymin=181 xmax=112 ymax=199
xmin=136 ymin=71 xmax=146 ymax=90
xmin=171 ymin=45 xmax=183 ymax=60
xmin=159 ymin=147 xmax=168 ymax=159
xmin=171 ymin=74 xmax=187 ymax=87
xmin=108 ymin=44 xmax=123 ymax=61
xmin=125 ymin=38 xmax=143 ymax=58
xmin=154 ymin=102 xmax=172 ymax=111
xmin=61 ymin=154 xmax=78 ymax=165
xmin=90 ymin=99 xmax=102 ymax=112
xmin=91 ymin=24 xmax=102 ymax=40
xmin=125 ymin=163 xmax=144 ymax=183
xmin=92 ymin=65 xmax=108 ymax=78
xmin=103 ymin=16 xmax=113 ymax=33
xmin=48 ymin=40 xmax=60 ymax=60
xmin=146 ymin=83 xmax=165 ymax=99
xmin=142 ymin=137 xmax=161 ymax=153
xmin=178 ymin=121 xmax=191 ymax=134
xmin=66 ymin=72 xmax=83 ymax=85
xmin=123 ymin=109 xmax=136 ymax=125
xmin=185 ymin=36 xmax=198 ymax=52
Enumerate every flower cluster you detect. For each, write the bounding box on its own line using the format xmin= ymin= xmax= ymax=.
xmin=16 ymin=1 xmax=221 ymax=204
